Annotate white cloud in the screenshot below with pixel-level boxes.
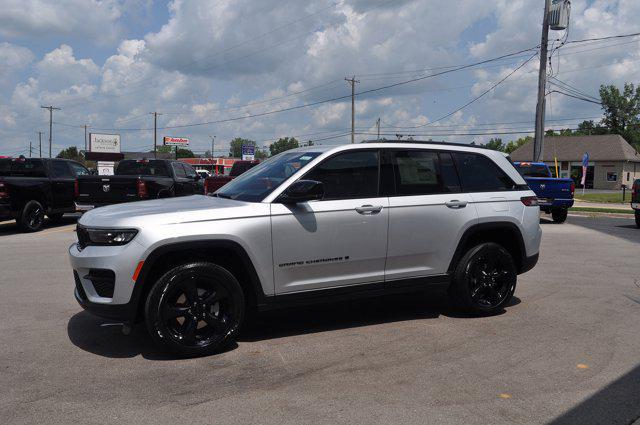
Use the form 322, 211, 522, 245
0, 43, 34, 79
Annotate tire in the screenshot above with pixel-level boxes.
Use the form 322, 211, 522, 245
635, 210, 640, 229
144, 262, 245, 357
552, 208, 568, 223
47, 212, 64, 222
17, 200, 46, 232
448, 242, 517, 316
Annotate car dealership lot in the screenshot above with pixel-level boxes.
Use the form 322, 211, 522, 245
1, 215, 639, 425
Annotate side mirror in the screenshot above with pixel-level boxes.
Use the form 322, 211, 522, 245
279, 180, 324, 204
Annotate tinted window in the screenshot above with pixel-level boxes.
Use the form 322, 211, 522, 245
172, 162, 187, 178
439, 152, 461, 193
69, 162, 89, 176
0, 159, 47, 177
453, 153, 515, 192
182, 163, 197, 178
115, 160, 170, 176
51, 161, 73, 178
514, 163, 550, 178
392, 150, 441, 195
305, 150, 379, 200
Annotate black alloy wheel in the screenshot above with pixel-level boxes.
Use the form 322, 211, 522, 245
18, 200, 46, 232
145, 262, 245, 357
450, 242, 517, 315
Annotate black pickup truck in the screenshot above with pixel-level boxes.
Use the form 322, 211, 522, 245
76, 159, 202, 210
0, 157, 89, 232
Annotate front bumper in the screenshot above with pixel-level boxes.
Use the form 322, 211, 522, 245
519, 253, 539, 274
69, 238, 148, 321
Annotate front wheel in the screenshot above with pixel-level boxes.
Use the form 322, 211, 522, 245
18, 200, 46, 232
144, 262, 245, 357
552, 208, 568, 223
449, 243, 517, 315
635, 210, 640, 228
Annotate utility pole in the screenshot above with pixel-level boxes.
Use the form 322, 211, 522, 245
41, 105, 60, 158
149, 112, 162, 158
376, 118, 381, 140
29, 141, 33, 157
345, 76, 359, 144
209, 135, 216, 174
37, 131, 43, 157
84, 125, 89, 152
533, 0, 551, 162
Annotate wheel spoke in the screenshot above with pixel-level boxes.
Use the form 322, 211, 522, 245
203, 312, 224, 329
162, 305, 189, 320
182, 279, 199, 303
181, 316, 198, 342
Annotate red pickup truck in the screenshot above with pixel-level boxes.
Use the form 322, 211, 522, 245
204, 160, 259, 194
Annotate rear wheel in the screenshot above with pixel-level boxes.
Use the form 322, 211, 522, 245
145, 262, 245, 357
635, 210, 640, 228
17, 200, 45, 232
449, 242, 517, 315
552, 208, 568, 223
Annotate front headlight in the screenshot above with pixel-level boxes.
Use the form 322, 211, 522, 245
76, 226, 138, 249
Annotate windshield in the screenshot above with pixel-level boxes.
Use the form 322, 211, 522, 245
115, 160, 170, 176
215, 151, 322, 202
514, 163, 550, 178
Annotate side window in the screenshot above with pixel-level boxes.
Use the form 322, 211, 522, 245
51, 161, 73, 178
69, 162, 89, 176
453, 153, 515, 192
438, 152, 461, 193
392, 150, 442, 196
183, 163, 197, 178
172, 162, 187, 178
305, 150, 379, 200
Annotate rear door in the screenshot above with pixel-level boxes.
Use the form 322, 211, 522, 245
50, 160, 76, 210
384, 149, 477, 281
271, 149, 389, 293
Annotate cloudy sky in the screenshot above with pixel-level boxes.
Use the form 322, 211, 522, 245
0, 0, 638, 157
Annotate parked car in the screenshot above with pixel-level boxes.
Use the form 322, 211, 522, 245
0, 157, 89, 232
70, 142, 541, 357
631, 178, 639, 228
203, 160, 259, 194
513, 161, 574, 223
76, 159, 202, 211
195, 169, 211, 179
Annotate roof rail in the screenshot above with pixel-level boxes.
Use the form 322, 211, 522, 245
360, 139, 492, 150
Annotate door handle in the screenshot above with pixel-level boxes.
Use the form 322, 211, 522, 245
355, 205, 383, 215
445, 200, 467, 209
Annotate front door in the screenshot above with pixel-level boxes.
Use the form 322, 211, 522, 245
271, 149, 389, 294
171, 162, 192, 196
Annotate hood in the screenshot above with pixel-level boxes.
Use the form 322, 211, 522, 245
78, 195, 267, 228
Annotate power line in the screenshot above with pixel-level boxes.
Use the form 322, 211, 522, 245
547, 90, 602, 105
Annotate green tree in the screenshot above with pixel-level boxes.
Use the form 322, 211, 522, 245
56, 146, 84, 162
504, 136, 531, 154
484, 138, 505, 151
155, 145, 195, 158
576, 120, 609, 135
229, 138, 256, 157
599, 83, 640, 146
269, 137, 299, 156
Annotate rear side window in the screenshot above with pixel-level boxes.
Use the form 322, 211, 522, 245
305, 150, 379, 200
0, 159, 48, 177
51, 161, 73, 178
453, 153, 515, 192
514, 163, 550, 178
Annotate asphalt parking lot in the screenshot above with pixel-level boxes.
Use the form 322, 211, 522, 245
1, 214, 639, 425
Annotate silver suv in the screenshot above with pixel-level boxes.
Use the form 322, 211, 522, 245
69, 142, 541, 357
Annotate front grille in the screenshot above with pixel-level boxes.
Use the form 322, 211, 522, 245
76, 225, 90, 251
84, 269, 115, 298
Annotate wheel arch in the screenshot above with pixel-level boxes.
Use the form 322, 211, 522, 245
131, 240, 267, 322
448, 222, 528, 275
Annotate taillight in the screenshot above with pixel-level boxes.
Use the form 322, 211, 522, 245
74, 180, 79, 197
137, 179, 148, 198
570, 182, 575, 196
521, 196, 539, 206
0, 181, 8, 199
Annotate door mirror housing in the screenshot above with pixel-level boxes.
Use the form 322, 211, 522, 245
279, 180, 324, 204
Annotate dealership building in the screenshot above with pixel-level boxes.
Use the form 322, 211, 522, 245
509, 134, 640, 190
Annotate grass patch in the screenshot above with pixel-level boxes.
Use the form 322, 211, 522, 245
570, 207, 634, 215
574, 193, 629, 203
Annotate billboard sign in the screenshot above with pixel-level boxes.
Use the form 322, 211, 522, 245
163, 137, 189, 147
97, 161, 115, 176
241, 144, 255, 160
90, 133, 120, 153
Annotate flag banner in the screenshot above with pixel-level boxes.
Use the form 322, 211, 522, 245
581, 152, 589, 187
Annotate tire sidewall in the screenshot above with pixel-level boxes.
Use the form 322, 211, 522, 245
19, 200, 45, 232
452, 242, 517, 315
635, 210, 640, 228
552, 208, 568, 223
144, 262, 245, 357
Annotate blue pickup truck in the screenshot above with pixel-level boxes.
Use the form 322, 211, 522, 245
513, 162, 575, 223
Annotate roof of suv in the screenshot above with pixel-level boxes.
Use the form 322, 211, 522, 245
289, 140, 495, 155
